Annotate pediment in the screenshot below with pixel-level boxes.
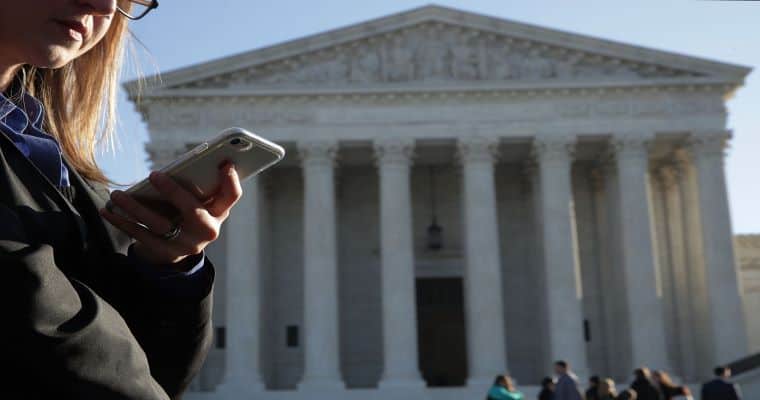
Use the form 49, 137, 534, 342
128, 5, 749, 95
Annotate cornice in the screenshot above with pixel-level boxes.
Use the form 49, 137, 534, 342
130, 77, 732, 102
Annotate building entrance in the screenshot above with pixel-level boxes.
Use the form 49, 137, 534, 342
416, 278, 468, 387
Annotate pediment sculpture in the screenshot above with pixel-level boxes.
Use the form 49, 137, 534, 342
177, 22, 704, 89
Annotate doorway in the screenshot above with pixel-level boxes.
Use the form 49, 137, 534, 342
416, 277, 468, 386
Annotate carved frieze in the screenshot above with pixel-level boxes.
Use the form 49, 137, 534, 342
178, 22, 702, 89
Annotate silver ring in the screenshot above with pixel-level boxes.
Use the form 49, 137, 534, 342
161, 223, 181, 241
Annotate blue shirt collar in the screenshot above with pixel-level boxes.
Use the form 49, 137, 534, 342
0, 90, 70, 187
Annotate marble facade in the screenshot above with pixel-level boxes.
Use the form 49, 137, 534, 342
125, 5, 751, 399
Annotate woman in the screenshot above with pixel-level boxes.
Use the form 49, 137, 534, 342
653, 370, 693, 400
599, 378, 618, 400
538, 376, 556, 400
0, 1, 241, 399
487, 374, 525, 400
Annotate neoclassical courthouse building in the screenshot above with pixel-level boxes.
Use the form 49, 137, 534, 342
126, 6, 752, 399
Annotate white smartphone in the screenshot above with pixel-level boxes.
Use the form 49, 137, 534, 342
107, 127, 284, 219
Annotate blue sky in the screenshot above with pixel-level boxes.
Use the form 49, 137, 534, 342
99, 0, 760, 233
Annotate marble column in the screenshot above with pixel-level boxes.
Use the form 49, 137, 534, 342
458, 137, 508, 385
674, 149, 712, 378
532, 135, 589, 377
658, 164, 697, 379
688, 131, 749, 364
611, 134, 670, 371
219, 177, 265, 394
297, 140, 345, 390
374, 138, 425, 389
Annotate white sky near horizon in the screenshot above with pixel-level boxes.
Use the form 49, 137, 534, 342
97, 0, 760, 233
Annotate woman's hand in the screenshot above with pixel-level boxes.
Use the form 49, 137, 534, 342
99, 162, 242, 269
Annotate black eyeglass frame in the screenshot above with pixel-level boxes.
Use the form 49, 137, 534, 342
117, 0, 159, 20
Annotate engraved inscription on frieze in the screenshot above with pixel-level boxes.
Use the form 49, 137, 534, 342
179, 22, 704, 89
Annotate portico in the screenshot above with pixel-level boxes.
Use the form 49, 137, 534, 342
126, 5, 751, 399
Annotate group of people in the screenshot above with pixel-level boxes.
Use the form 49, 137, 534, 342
487, 361, 742, 400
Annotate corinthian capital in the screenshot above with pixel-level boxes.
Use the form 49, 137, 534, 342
531, 135, 575, 165
373, 137, 415, 167
610, 133, 653, 161
687, 130, 731, 161
457, 137, 500, 165
656, 163, 681, 191
297, 140, 338, 167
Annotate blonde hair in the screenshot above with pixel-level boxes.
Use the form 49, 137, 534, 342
17, 2, 133, 184
599, 378, 617, 397
653, 370, 673, 386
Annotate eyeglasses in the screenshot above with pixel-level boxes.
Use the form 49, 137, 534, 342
117, 0, 159, 20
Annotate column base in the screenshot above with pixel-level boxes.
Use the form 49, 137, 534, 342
297, 377, 346, 391
215, 380, 266, 397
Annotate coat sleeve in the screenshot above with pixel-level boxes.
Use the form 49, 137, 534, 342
1, 211, 170, 399
1, 201, 216, 400
112, 251, 216, 399
88, 176, 216, 399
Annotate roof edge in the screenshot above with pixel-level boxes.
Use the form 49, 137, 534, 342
124, 4, 752, 95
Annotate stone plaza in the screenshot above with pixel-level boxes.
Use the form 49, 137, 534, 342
126, 5, 752, 399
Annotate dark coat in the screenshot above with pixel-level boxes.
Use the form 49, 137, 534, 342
538, 388, 555, 400
630, 377, 664, 400
0, 132, 215, 399
701, 378, 741, 400
555, 373, 583, 400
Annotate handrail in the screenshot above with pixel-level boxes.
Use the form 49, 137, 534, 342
727, 353, 760, 376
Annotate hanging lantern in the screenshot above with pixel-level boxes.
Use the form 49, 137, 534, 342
426, 166, 443, 251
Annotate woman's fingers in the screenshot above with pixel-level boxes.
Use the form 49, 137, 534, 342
206, 162, 242, 219
149, 170, 204, 216
108, 190, 174, 235
99, 207, 201, 264
100, 207, 176, 257
101, 166, 241, 266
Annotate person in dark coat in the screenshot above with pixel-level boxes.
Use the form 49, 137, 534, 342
553, 360, 583, 400
617, 389, 638, 400
538, 376, 556, 400
0, 1, 243, 398
630, 368, 664, 400
701, 366, 742, 400
652, 370, 691, 399
586, 375, 601, 400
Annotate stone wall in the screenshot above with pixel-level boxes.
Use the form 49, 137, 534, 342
737, 235, 760, 353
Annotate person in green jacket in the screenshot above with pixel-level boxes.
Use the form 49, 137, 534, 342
487, 374, 525, 400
